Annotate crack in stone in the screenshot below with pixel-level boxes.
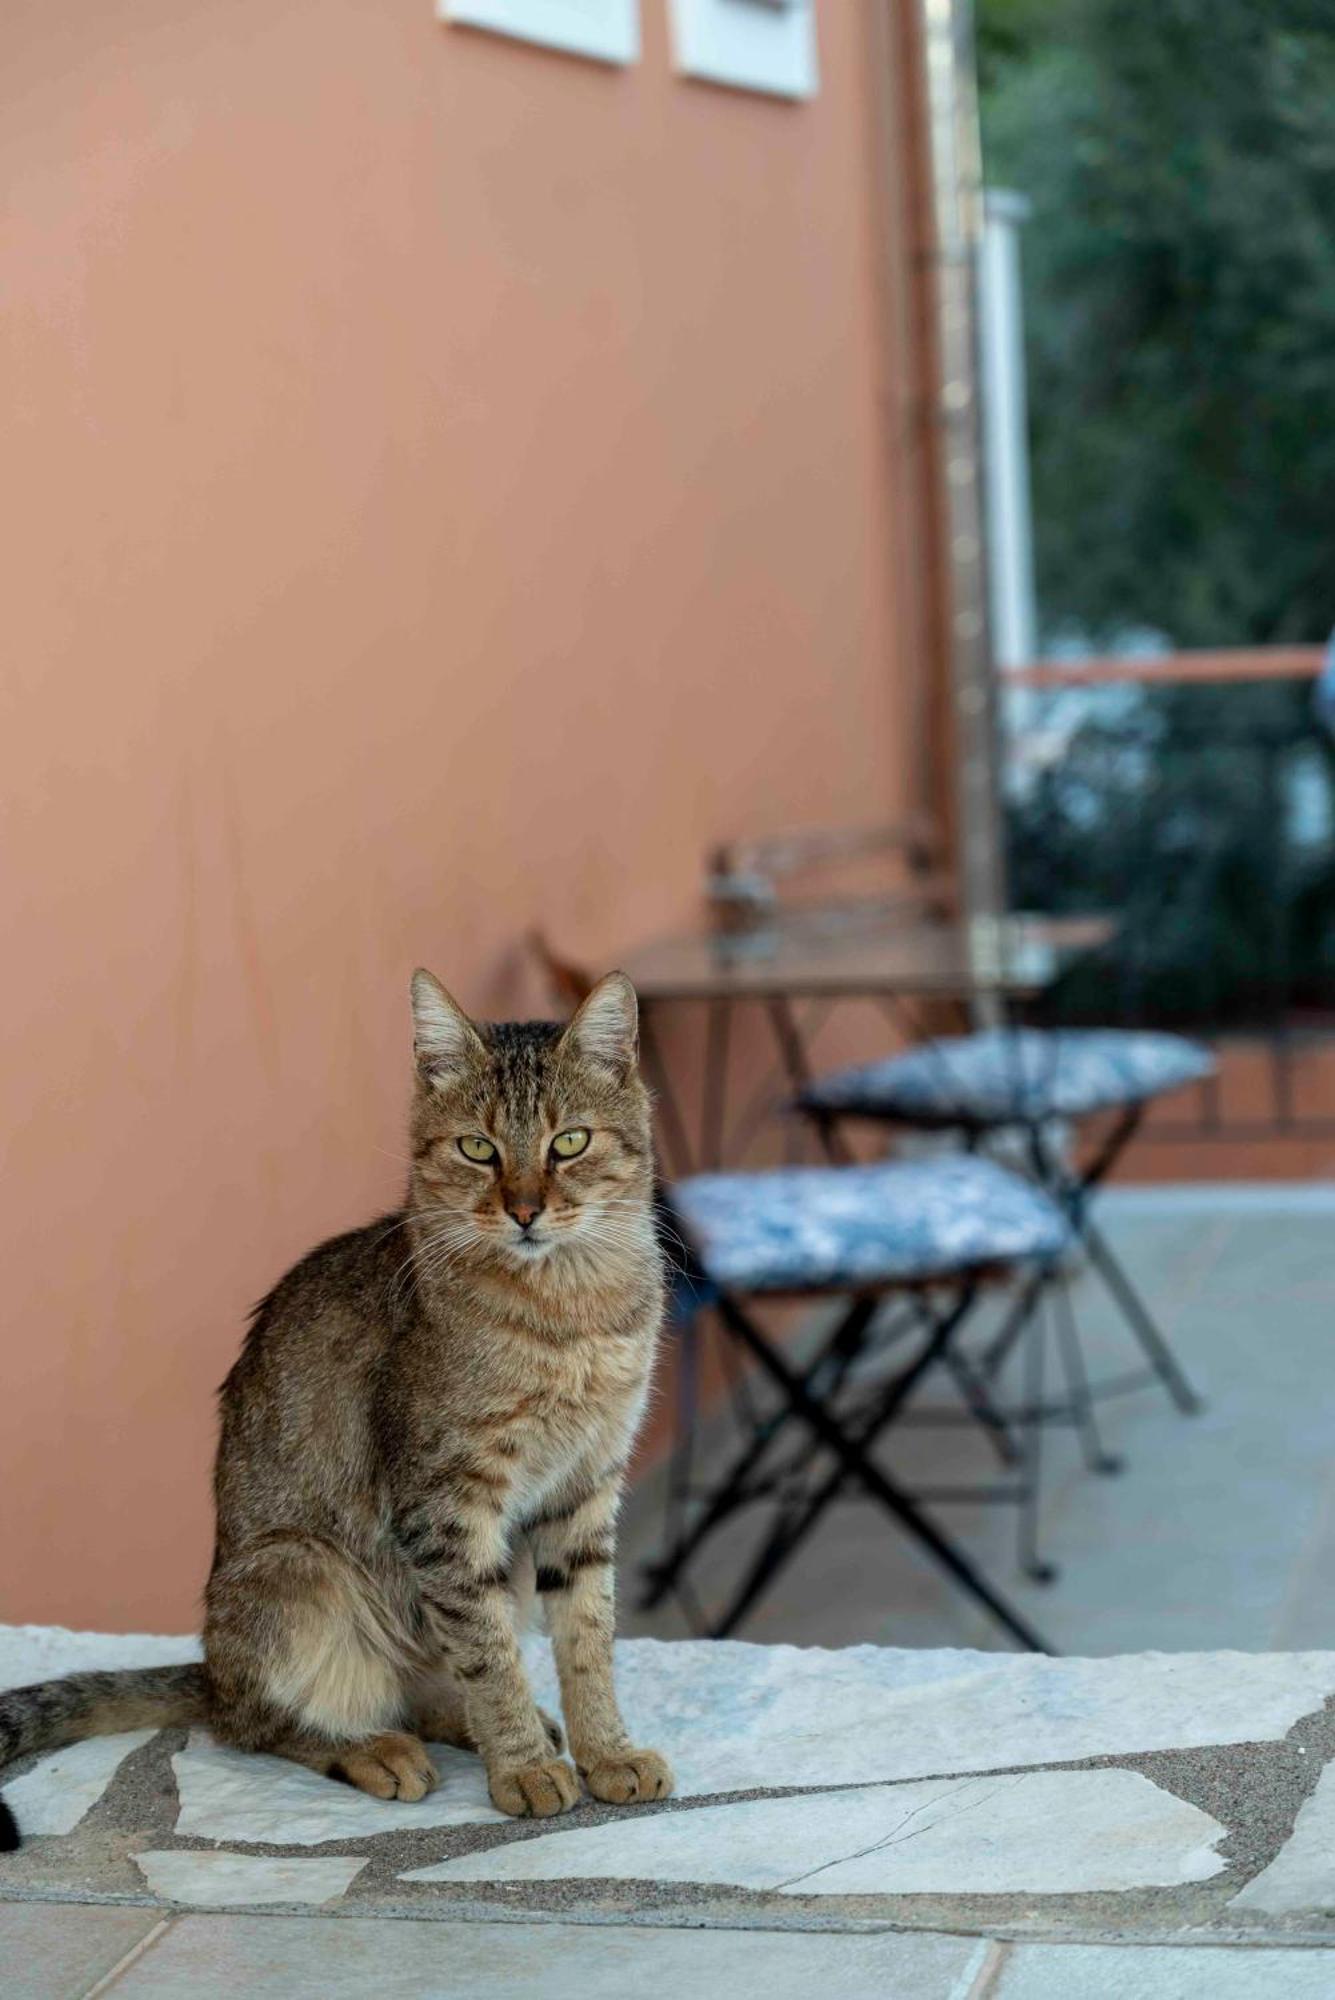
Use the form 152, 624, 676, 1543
772, 1776, 1021, 1894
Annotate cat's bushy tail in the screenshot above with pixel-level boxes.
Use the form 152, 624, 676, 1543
0, 1663, 208, 1850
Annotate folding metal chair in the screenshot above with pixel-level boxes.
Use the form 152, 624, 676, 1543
797, 1028, 1215, 1428
640, 1154, 1071, 1650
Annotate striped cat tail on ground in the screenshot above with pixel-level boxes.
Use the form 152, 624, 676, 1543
0, 1662, 208, 1850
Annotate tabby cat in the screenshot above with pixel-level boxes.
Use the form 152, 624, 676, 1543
0, 970, 672, 1840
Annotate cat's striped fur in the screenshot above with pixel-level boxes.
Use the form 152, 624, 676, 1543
0, 971, 671, 1839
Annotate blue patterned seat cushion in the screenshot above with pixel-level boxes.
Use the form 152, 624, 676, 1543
670, 1156, 1069, 1296
800, 1029, 1216, 1128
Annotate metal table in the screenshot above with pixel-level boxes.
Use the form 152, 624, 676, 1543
621, 913, 1112, 1173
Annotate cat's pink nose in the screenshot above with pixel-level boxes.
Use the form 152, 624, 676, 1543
507, 1200, 543, 1230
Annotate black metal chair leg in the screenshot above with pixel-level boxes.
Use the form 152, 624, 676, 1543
981, 1109, 1197, 1435
979, 1264, 1046, 1383
638, 1297, 879, 1609
638, 1412, 778, 1612
712, 1408, 1052, 1655
940, 1346, 1021, 1466
1082, 1219, 1203, 1414
716, 1294, 1054, 1653
880, 1479, 1053, 1651
1028, 1109, 1200, 1417
1049, 1269, 1124, 1474
707, 1299, 975, 1636
662, 1315, 700, 1550
709, 1330, 1023, 1638
1018, 1292, 1057, 1584
709, 1498, 823, 1638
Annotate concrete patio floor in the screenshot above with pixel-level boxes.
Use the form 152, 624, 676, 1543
7, 1906, 1335, 2000
622, 1185, 1335, 1656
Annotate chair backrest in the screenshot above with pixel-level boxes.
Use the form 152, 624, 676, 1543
706, 817, 952, 937
528, 929, 598, 1012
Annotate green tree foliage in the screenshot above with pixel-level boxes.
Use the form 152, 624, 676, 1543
980, 0, 1335, 648
976, 0, 1062, 94
1006, 680, 1335, 1025
979, 2, 1335, 1026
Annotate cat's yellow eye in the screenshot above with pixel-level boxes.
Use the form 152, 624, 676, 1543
458, 1134, 498, 1164
551, 1127, 590, 1160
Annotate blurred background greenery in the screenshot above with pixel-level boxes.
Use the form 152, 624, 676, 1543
979, 0, 1335, 1028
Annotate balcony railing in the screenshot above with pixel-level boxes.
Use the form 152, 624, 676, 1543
1002, 647, 1335, 1143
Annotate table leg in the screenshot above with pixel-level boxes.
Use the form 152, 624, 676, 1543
766, 995, 852, 1163
639, 1002, 696, 1177
702, 997, 733, 1170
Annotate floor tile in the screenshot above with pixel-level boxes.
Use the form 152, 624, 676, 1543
110, 1914, 983, 1999
996, 1941, 1335, 1998
0, 1900, 163, 2000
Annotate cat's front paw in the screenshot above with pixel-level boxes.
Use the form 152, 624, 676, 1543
335, 1732, 439, 1803
582, 1747, 674, 1805
489, 1756, 580, 1818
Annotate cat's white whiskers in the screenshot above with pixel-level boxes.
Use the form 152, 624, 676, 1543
409, 1222, 478, 1284
386, 1217, 481, 1305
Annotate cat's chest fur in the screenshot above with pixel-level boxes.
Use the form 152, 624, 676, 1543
465, 1313, 656, 1516
397, 1265, 661, 1523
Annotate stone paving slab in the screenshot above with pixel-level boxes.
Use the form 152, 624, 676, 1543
8, 1625, 1334, 1793
402, 1770, 1226, 1897
5, 1731, 158, 1838
133, 1849, 368, 1909
534, 1638, 1335, 1793
172, 1731, 506, 1845
1228, 1761, 1335, 1919
6, 1626, 1335, 1950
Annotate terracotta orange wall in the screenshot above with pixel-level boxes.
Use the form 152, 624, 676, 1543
1, 3, 925, 1629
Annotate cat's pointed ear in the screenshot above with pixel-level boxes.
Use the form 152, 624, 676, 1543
561, 971, 639, 1079
410, 969, 484, 1081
